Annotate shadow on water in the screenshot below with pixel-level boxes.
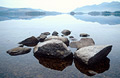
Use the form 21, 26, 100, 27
34, 54, 73, 71
74, 57, 110, 76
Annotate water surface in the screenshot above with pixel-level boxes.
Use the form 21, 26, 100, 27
0, 14, 120, 78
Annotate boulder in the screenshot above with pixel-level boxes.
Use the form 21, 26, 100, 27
41, 32, 50, 35
52, 31, 58, 36
19, 36, 39, 46
7, 47, 31, 56
37, 34, 47, 42
69, 36, 74, 38
61, 29, 71, 36
74, 45, 112, 65
70, 38, 95, 49
34, 39, 73, 59
19, 44, 24, 47
45, 36, 69, 46
80, 33, 90, 37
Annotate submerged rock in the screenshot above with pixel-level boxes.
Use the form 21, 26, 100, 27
7, 47, 31, 56
74, 45, 112, 65
52, 31, 58, 36
41, 32, 50, 35
37, 34, 47, 42
70, 38, 95, 49
69, 36, 74, 38
34, 39, 73, 59
19, 44, 24, 47
19, 36, 39, 46
74, 57, 110, 76
45, 36, 69, 46
80, 33, 90, 37
61, 29, 71, 36
34, 55, 73, 71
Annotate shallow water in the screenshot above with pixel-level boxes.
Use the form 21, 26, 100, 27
0, 14, 120, 78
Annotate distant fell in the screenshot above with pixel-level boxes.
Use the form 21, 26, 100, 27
73, 1, 120, 12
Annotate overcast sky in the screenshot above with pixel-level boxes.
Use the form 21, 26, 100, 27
0, 0, 120, 12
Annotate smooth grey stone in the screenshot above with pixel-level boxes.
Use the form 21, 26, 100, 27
70, 38, 95, 49
7, 47, 31, 56
19, 36, 39, 46
34, 39, 73, 59
37, 34, 47, 42
41, 32, 50, 35
52, 31, 58, 36
74, 45, 112, 65
61, 29, 71, 36
80, 33, 90, 37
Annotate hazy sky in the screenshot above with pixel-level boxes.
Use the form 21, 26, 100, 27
0, 0, 120, 12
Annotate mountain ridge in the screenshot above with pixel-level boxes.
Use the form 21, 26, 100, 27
73, 1, 120, 13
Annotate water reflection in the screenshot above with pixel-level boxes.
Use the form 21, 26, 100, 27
0, 15, 45, 21
72, 14, 120, 25
34, 54, 73, 71
1, 13, 120, 25
74, 57, 110, 76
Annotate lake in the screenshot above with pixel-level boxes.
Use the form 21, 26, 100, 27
0, 14, 120, 78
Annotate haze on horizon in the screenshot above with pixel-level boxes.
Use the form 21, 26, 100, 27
0, 0, 120, 13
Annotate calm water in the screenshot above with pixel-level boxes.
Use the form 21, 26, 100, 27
0, 14, 120, 78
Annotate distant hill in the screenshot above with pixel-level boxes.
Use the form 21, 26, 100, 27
73, 1, 120, 13
0, 6, 44, 12
0, 6, 61, 16
0, 6, 61, 21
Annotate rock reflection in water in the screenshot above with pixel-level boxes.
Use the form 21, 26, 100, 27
74, 57, 110, 76
34, 55, 73, 71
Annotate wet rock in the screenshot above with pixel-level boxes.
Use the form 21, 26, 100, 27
70, 41, 78, 48
69, 36, 74, 38
74, 57, 110, 76
41, 32, 50, 35
34, 55, 73, 71
74, 45, 112, 65
70, 38, 95, 49
19, 44, 24, 47
37, 34, 47, 42
69, 36, 77, 41
45, 36, 69, 46
80, 33, 90, 37
61, 29, 71, 36
52, 31, 58, 36
70, 38, 77, 41
19, 36, 39, 46
7, 47, 31, 56
34, 39, 73, 59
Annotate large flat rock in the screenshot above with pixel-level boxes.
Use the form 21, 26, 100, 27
74, 45, 112, 65
7, 47, 31, 56
70, 38, 95, 49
